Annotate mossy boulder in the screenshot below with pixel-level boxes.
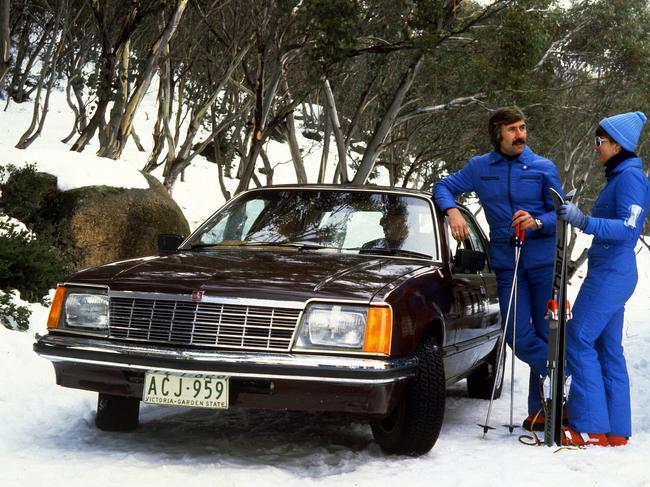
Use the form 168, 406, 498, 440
1, 167, 189, 271
64, 173, 190, 268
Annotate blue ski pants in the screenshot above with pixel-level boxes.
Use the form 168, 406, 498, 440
566, 249, 636, 437
496, 264, 553, 415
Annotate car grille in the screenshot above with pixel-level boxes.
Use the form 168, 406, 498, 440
108, 297, 302, 351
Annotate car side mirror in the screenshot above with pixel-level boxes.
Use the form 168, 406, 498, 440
454, 248, 485, 273
158, 234, 184, 254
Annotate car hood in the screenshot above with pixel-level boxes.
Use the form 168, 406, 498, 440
65, 249, 437, 303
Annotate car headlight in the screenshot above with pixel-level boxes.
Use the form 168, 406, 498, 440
47, 286, 109, 334
294, 303, 392, 354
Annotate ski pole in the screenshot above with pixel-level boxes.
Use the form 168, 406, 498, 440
507, 224, 526, 433
480, 224, 525, 437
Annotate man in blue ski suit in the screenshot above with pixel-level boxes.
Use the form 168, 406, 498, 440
559, 111, 650, 447
433, 107, 564, 429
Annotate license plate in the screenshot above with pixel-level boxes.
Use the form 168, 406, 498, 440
143, 371, 229, 409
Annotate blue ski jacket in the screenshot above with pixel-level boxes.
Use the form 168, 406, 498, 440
433, 147, 564, 271
583, 157, 650, 254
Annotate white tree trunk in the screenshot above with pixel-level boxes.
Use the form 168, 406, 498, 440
0, 0, 10, 85
100, 0, 189, 159
352, 53, 424, 185
323, 79, 349, 183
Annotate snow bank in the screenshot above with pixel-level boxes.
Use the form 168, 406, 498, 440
4, 149, 149, 191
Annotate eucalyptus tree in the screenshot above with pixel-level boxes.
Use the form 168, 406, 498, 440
471, 0, 650, 253
157, 0, 255, 192
0, 0, 10, 86
59, 1, 94, 143
232, 0, 315, 194
391, 0, 561, 187
292, 0, 516, 187
15, 0, 71, 149
140, 0, 318, 195
69, 0, 150, 152
4, 0, 54, 104
136, 0, 256, 197
533, 0, 650, 194
340, 0, 650, 194
98, 0, 189, 159
534, 0, 650, 255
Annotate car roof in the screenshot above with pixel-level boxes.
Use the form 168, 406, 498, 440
238, 184, 475, 213
244, 184, 432, 198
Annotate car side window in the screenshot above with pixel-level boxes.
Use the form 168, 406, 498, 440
445, 210, 490, 273
460, 211, 490, 272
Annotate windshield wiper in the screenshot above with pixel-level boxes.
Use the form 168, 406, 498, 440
189, 243, 223, 250
238, 240, 289, 246
241, 240, 339, 251
391, 249, 432, 259
190, 240, 286, 249
344, 247, 432, 259
191, 240, 338, 251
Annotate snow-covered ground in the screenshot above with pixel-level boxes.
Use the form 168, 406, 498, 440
2, 88, 650, 487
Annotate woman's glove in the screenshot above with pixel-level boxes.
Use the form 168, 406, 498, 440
558, 202, 587, 230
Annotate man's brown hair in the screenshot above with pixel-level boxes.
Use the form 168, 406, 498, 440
488, 106, 526, 149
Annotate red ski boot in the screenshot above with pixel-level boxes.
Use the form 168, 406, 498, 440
561, 427, 609, 447
607, 435, 628, 447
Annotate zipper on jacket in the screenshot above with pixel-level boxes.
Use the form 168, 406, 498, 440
507, 159, 514, 214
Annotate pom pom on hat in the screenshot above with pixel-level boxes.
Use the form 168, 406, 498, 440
599, 111, 647, 151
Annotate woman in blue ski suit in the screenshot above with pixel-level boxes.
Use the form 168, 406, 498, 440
559, 111, 650, 447
433, 107, 564, 427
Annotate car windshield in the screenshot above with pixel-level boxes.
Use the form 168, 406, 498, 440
188, 190, 438, 259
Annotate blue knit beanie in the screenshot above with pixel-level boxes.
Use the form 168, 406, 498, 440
599, 111, 647, 151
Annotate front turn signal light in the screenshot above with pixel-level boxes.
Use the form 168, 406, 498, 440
47, 286, 66, 329
363, 306, 392, 355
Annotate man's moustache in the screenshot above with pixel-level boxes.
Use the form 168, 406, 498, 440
513, 139, 525, 145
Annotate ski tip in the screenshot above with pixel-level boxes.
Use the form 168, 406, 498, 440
565, 188, 577, 202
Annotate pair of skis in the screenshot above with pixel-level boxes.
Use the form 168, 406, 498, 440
543, 187, 575, 447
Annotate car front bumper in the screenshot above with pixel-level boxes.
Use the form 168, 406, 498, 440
34, 334, 417, 415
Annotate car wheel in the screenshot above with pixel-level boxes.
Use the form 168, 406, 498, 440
466, 340, 505, 400
95, 393, 140, 432
370, 335, 445, 456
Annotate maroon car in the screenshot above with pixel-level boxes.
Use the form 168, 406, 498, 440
34, 185, 502, 455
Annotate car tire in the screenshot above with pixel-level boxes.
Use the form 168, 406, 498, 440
95, 393, 140, 432
370, 335, 445, 456
466, 340, 505, 400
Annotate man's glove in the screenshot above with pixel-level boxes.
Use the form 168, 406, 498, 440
558, 202, 587, 230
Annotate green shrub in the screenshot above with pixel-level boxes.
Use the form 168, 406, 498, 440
0, 164, 63, 230
1, 164, 79, 269
0, 165, 75, 304
0, 290, 31, 331
0, 216, 67, 302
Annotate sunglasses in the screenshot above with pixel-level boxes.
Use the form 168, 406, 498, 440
594, 136, 610, 147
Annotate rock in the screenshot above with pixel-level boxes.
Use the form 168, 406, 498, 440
65, 173, 190, 268
1, 168, 189, 270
